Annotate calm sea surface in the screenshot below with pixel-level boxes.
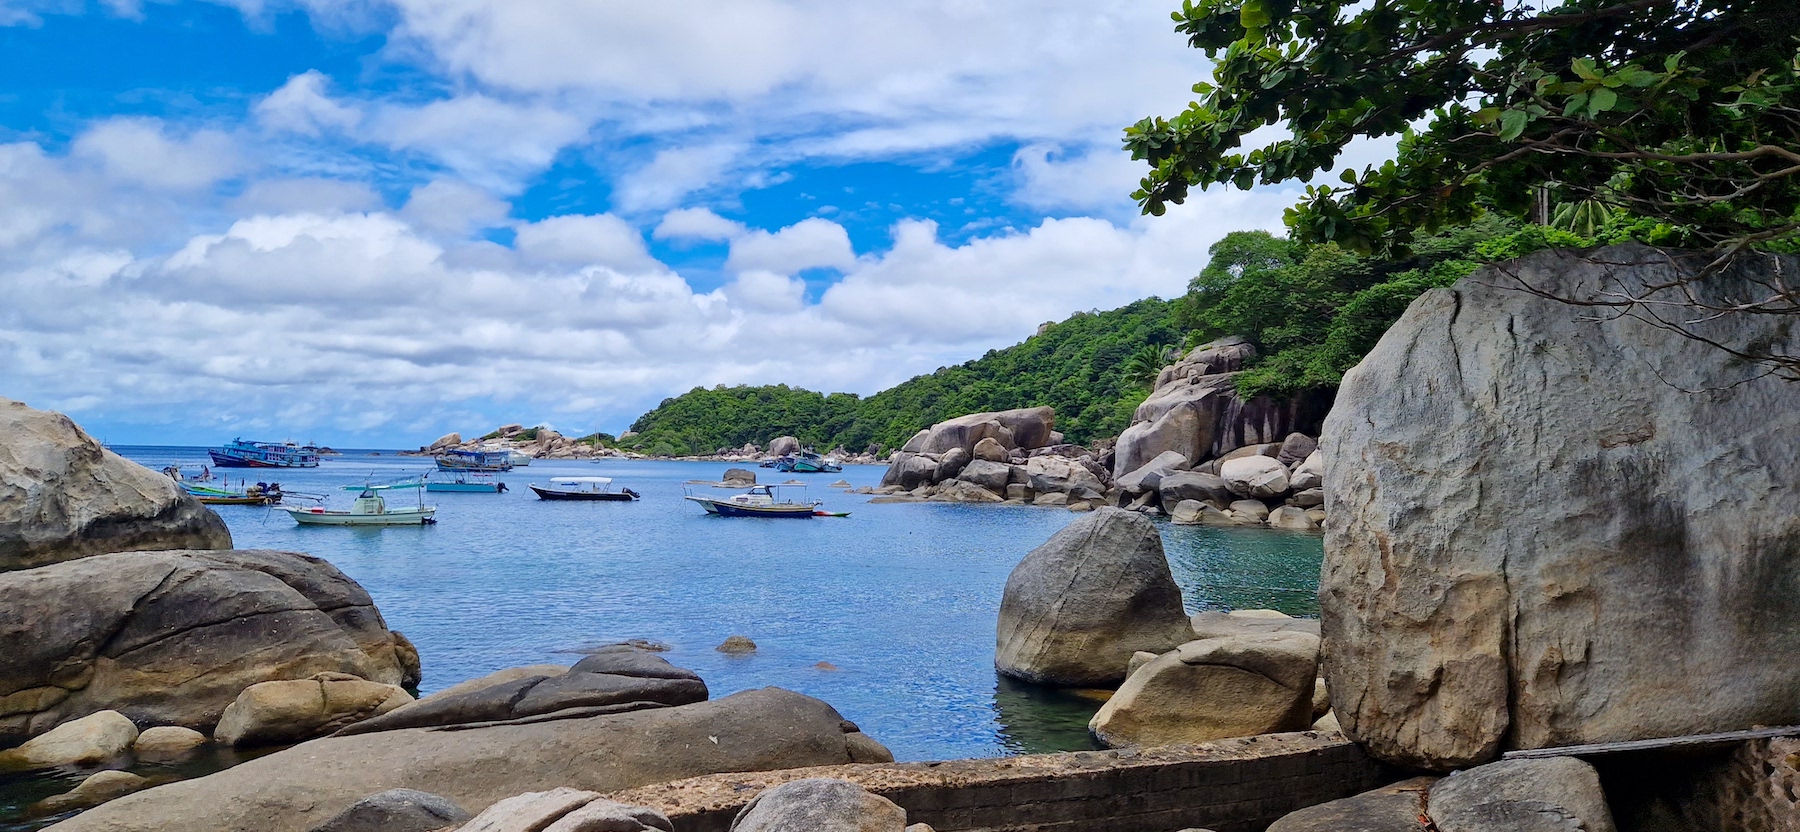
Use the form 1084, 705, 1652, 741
2, 447, 1323, 828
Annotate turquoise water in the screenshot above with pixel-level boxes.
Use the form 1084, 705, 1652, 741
2, 447, 1322, 827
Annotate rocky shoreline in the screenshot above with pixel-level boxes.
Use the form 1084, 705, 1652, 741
6, 247, 1800, 831
401, 424, 884, 466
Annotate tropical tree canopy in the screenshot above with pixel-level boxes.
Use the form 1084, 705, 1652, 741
1126, 0, 1800, 255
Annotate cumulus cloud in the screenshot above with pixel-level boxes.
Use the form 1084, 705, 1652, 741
400, 178, 512, 237
515, 214, 660, 272
724, 218, 856, 276
652, 207, 744, 242
256, 71, 363, 136
71, 118, 243, 190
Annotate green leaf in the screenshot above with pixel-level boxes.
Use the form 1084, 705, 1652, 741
1587, 88, 1618, 116
1240, 0, 1270, 30
1571, 58, 1601, 81
1498, 109, 1529, 141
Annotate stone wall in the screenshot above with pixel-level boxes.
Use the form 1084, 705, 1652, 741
609, 732, 1394, 832
1597, 737, 1800, 831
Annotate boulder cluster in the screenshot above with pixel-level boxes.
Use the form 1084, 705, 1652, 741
413, 424, 615, 461
995, 509, 1336, 748
873, 407, 1120, 509
1125, 432, 1325, 530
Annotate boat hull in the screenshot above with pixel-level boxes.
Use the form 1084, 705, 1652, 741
529, 485, 637, 501
197, 495, 277, 506
285, 507, 437, 526
687, 498, 816, 518
209, 451, 317, 469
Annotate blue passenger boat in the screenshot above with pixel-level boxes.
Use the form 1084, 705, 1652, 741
434, 449, 514, 472
209, 438, 321, 468
774, 450, 843, 474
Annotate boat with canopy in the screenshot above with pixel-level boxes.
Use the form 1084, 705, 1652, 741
529, 476, 639, 501
284, 478, 437, 526
681, 481, 834, 518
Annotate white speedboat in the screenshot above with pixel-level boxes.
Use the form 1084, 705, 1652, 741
285, 482, 436, 526
507, 450, 532, 467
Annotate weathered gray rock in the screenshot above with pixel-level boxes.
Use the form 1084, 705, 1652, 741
308, 789, 473, 832
1024, 456, 1104, 496
1268, 506, 1318, 531
1189, 610, 1321, 640
214, 675, 413, 747
1168, 500, 1207, 525
1428, 758, 1616, 832
570, 646, 701, 681
132, 725, 207, 760
971, 438, 1009, 463
717, 635, 757, 654
731, 778, 908, 832
0, 549, 410, 744
1112, 404, 1210, 481
459, 788, 671, 832
996, 508, 1193, 686
1221, 456, 1288, 499
956, 459, 1011, 492
722, 468, 757, 484
1157, 471, 1237, 508
31, 770, 150, 815
934, 447, 970, 482
1321, 246, 1800, 770
0, 710, 137, 768
1267, 777, 1435, 832
899, 408, 1055, 456
1, 398, 231, 573
1289, 450, 1323, 492
929, 480, 1003, 503
878, 453, 938, 489
1228, 499, 1270, 524
767, 437, 801, 457
428, 432, 462, 451
1275, 433, 1318, 468
50, 688, 887, 832
1290, 487, 1324, 508
1116, 451, 1189, 495
337, 660, 707, 737
1088, 631, 1320, 747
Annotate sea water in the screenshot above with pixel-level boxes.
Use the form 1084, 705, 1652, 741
1, 448, 1323, 828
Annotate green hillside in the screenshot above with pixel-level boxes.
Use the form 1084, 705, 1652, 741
621, 298, 1179, 456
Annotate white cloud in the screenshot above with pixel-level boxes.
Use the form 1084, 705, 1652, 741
368, 94, 590, 192
231, 177, 383, 216
611, 144, 743, 214
725, 217, 855, 275
256, 71, 363, 136
1011, 143, 1145, 214
515, 214, 660, 272
653, 207, 744, 242
71, 118, 242, 190
400, 178, 511, 237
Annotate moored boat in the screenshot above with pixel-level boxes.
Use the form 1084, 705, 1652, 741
682, 482, 822, 518
528, 477, 639, 501
775, 450, 843, 474
425, 471, 508, 493
435, 449, 513, 472
284, 480, 436, 526
209, 438, 320, 468
506, 450, 532, 467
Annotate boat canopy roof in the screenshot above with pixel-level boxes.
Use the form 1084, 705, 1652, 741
549, 476, 612, 485
341, 476, 426, 491
683, 479, 808, 489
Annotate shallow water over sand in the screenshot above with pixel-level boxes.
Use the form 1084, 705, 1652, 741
1, 448, 1322, 829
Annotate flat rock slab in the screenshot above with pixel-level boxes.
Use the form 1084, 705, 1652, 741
47, 688, 880, 832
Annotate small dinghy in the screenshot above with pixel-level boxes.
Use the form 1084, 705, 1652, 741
528, 476, 639, 501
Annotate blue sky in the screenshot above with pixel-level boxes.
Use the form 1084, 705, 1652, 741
0, 0, 1319, 446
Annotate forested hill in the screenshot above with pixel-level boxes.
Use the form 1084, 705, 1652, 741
620, 299, 1178, 457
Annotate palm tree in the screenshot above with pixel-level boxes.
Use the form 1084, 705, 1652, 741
1123, 343, 1178, 388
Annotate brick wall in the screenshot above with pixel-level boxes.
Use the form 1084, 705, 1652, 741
609, 731, 1395, 832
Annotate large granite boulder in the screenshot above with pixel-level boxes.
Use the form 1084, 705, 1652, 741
1023, 455, 1105, 497
1115, 450, 1189, 495
48, 687, 888, 832
214, 675, 413, 747
730, 778, 908, 832
1113, 338, 1333, 479
1158, 471, 1237, 507
996, 508, 1193, 686
1266, 777, 1435, 832
767, 436, 801, 457
1220, 455, 1288, 499
878, 453, 938, 489
1321, 245, 1800, 770
0, 398, 230, 573
957, 460, 1012, 492
899, 407, 1056, 456
459, 789, 671, 832
1088, 631, 1320, 747
0, 549, 411, 744
308, 789, 472, 832
1428, 758, 1616, 832
0, 710, 138, 768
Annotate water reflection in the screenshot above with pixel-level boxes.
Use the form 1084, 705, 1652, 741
1162, 523, 1325, 617
991, 674, 1106, 755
